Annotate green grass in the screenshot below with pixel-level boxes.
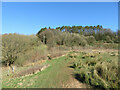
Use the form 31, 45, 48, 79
71, 51, 119, 89
2, 50, 118, 88
2, 55, 72, 88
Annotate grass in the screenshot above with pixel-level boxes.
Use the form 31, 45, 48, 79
2, 49, 118, 88
71, 50, 118, 89
2, 55, 72, 88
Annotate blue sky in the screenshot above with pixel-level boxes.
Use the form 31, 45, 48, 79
2, 2, 118, 35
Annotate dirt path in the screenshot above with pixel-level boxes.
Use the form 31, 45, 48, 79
62, 58, 88, 88
2, 52, 89, 88
63, 77, 87, 88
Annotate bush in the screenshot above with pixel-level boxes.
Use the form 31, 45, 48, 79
2, 33, 41, 66
63, 32, 72, 47
65, 34, 87, 47
78, 35, 87, 47
37, 29, 88, 48
102, 43, 118, 49
105, 36, 113, 43
86, 36, 96, 44
112, 36, 119, 43
37, 29, 54, 45
72, 52, 119, 88
14, 44, 48, 66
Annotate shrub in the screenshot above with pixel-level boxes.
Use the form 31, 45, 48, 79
102, 43, 118, 49
86, 36, 96, 44
14, 44, 48, 66
63, 32, 72, 47
72, 52, 118, 88
2, 34, 41, 66
67, 34, 87, 47
37, 29, 54, 45
105, 36, 113, 43
37, 29, 88, 48
78, 35, 87, 47
112, 36, 119, 43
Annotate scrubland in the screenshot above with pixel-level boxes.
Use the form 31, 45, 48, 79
1, 25, 119, 89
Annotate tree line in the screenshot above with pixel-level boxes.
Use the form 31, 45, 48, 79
37, 25, 119, 47
2, 25, 119, 66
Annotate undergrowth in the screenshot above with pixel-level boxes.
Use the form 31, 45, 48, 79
69, 51, 119, 89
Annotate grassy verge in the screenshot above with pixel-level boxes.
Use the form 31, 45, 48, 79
2, 49, 119, 88
70, 51, 119, 89
2, 55, 72, 88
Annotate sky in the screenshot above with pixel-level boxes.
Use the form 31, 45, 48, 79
2, 2, 118, 35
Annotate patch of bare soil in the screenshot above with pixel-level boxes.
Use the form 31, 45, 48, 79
62, 58, 89, 88
63, 77, 87, 88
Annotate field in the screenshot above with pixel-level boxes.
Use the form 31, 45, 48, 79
1, 1, 120, 89
1, 28, 119, 89
2, 49, 118, 89
2, 53, 74, 88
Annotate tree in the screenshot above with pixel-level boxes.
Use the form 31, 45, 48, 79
2, 34, 39, 66
56, 27, 60, 30
37, 29, 54, 45
36, 27, 47, 36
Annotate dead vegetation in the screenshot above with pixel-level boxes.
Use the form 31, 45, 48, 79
15, 64, 49, 77
69, 50, 119, 89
